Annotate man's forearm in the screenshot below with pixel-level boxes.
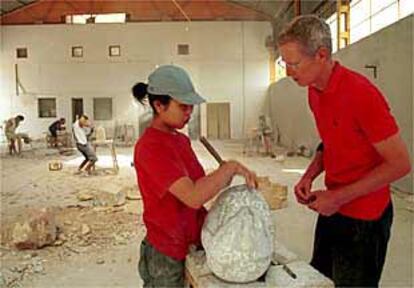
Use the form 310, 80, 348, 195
334, 161, 411, 206
332, 134, 411, 206
302, 146, 324, 181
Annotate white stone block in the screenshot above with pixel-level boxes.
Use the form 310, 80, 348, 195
265, 261, 334, 288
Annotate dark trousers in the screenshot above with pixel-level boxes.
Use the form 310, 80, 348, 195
138, 238, 185, 287
311, 203, 393, 287
76, 143, 97, 163
49, 127, 58, 138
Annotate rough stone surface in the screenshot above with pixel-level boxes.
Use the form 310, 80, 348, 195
257, 177, 288, 210
0, 272, 5, 286
272, 239, 298, 265
76, 190, 95, 201
202, 184, 273, 283
81, 224, 91, 235
121, 186, 141, 201
11, 210, 58, 250
92, 191, 126, 207
122, 201, 143, 215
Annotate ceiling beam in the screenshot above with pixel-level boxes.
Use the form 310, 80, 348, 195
273, 0, 293, 18
63, 0, 81, 15
1, 0, 38, 17
150, 1, 166, 21
171, 0, 191, 22
2, 0, 273, 24
41, 0, 55, 23
228, 0, 273, 19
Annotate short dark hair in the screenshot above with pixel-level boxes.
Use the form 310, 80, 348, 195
16, 115, 24, 121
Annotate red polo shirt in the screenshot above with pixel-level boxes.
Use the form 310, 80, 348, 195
134, 127, 207, 260
308, 62, 399, 220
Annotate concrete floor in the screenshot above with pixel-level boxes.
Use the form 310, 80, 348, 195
0, 140, 413, 287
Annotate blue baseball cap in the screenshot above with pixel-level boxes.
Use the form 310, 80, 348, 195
147, 65, 206, 105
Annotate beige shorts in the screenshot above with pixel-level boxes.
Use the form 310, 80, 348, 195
5, 131, 16, 141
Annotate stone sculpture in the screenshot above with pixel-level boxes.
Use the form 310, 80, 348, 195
201, 184, 273, 283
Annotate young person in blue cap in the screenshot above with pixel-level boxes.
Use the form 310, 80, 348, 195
132, 65, 257, 287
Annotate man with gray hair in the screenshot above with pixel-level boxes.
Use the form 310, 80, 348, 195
277, 15, 411, 286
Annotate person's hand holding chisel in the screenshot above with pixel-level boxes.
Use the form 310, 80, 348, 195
220, 160, 258, 189
199, 136, 257, 189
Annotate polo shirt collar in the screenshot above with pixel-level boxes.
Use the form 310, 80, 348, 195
310, 61, 343, 95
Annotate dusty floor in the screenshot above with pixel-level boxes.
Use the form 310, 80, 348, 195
0, 140, 413, 287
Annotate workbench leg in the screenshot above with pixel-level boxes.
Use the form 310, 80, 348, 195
185, 268, 197, 288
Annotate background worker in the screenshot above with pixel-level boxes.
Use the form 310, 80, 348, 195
48, 117, 66, 147
258, 114, 275, 158
72, 115, 97, 175
278, 15, 411, 287
132, 65, 257, 287
5, 114, 25, 155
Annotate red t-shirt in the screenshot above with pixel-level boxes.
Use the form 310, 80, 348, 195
308, 62, 399, 220
134, 127, 207, 260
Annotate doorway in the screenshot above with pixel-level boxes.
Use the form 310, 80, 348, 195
72, 98, 83, 123
207, 102, 230, 139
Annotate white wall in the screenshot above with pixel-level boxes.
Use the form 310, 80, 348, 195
268, 15, 413, 193
0, 21, 271, 140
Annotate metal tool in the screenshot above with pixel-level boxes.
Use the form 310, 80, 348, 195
199, 136, 224, 165
282, 264, 297, 279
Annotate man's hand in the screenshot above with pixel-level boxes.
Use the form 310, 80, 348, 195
307, 190, 341, 216
294, 177, 313, 204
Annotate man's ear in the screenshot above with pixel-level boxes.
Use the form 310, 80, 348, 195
316, 46, 330, 61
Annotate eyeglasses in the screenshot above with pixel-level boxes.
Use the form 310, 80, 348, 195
277, 58, 302, 70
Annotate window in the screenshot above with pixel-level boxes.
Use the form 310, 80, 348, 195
109, 45, 121, 57
93, 98, 112, 120
95, 13, 126, 23
371, 2, 398, 33
350, 23, 370, 43
400, 0, 414, 18
72, 46, 83, 58
66, 13, 126, 24
348, 0, 411, 45
328, 0, 413, 50
177, 44, 190, 55
38, 98, 57, 118
326, 13, 338, 53
16, 48, 28, 58
371, 0, 395, 15
275, 56, 286, 81
350, 0, 370, 27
